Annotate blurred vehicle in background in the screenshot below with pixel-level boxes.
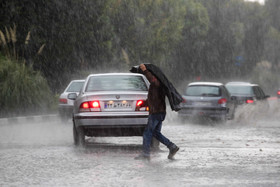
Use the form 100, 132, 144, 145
178, 82, 236, 123
225, 82, 270, 108
70, 73, 154, 147
59, 80, 85, 120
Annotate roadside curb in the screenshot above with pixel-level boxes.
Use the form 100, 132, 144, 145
0, 114, 59, 125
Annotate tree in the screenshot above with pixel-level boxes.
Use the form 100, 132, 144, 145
0, 25, 53, 117
264, 0, 280, 81
109, 0, 186, 70
171, 0, 209, 85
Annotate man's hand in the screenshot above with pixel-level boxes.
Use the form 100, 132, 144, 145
140, 64, 147, 71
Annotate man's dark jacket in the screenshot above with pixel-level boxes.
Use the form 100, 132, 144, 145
130, 64, 183, 111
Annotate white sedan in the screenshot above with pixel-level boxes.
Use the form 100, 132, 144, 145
70, 73, 150, 147
58, 79, 85, 120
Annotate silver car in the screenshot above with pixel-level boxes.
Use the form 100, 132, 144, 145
71, 73, 150, 146
178, 82, 236, 123
58, 80, 85, 120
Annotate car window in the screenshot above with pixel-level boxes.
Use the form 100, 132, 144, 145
225, 85, 253, 95
86, 75, 148, 92
257, 86, 265, 98
66, 82, 84, 92
253, 86, 261, 99
186, 85, 221, 97
256, 86, 265, 99
221, 86, 230, 98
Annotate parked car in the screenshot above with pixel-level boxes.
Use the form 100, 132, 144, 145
59, 80, 85, 120
225, 82, 270, 107
70, 73, 151, 147
178, 82, 236, 123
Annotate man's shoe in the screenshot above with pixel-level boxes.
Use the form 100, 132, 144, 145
134, 154, 150, 161
168, 144, 179, 159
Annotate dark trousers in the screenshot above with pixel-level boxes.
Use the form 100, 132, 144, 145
143, 113, 172, 156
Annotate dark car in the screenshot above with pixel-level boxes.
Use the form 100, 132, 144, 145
178, 82, 236, 123
225, 82, 270, 106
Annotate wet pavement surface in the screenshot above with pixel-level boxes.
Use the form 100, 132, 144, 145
0, 102, 279, 186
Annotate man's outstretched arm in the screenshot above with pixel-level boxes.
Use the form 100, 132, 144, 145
139, 64, 160, 87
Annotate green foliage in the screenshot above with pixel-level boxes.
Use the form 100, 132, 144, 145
109, 0, 186, 67
0, 23, 54, 117
251, 61, 280, 94
265, 0, 280, 31
171, 0, 209, 82
1, 0, 280, 97
264, 26, 280, 72
0, 54, 54, 117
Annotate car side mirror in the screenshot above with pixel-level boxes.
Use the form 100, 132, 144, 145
68, 93, 77, 100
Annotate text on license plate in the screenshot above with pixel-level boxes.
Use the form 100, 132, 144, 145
105, 101, 132, 108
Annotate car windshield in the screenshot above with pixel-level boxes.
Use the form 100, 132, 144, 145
186, 85, 221, 97
226, 85, 253, 95
86, 75, 148, 92
66, 81, 84, 92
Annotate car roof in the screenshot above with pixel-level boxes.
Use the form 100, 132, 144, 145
188, 82, 224, 86
226, 82, 259, 87
70, 79, 85, 82
87, 73, 144, 77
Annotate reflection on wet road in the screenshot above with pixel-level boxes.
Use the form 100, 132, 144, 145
0, 103, 279, 186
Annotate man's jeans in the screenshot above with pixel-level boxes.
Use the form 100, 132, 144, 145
143, 113, 172, 156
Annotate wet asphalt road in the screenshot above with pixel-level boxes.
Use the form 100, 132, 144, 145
0, 102, 279, 186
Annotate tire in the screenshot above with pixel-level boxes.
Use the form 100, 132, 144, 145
73, 123, 85, 147
73, 123, 78, 146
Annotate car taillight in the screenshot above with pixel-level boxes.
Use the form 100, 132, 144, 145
277, 91, 280, 95
136, 100, 143, 106
79, 100, 101, 112
218, 98, 227, 104
90, 101, 100, 108
246, 99, 254, 104
136, 100, 148, 111
82, 102, 89, 109
59, 98, 67, 104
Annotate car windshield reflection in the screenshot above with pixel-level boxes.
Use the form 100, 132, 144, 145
186, 86, 221, 97
86, 75, 148, 92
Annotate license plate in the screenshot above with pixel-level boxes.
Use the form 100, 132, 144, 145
193, 102, 211, 106
104, 101, 132, 109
